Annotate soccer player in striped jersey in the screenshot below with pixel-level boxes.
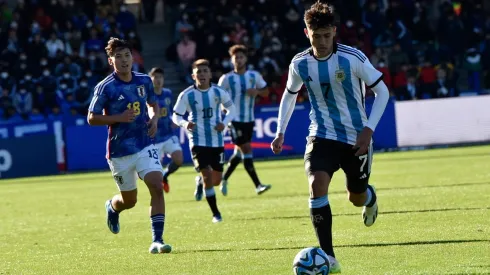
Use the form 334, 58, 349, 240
149, 67, 183, 193
87, 38, 172, 254
217, 45, 271, 196
271, 2, 389, 273
172, 59, 236, 223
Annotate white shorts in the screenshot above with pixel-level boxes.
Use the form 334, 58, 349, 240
156, 136, 182, 159
107, 144, 163, 191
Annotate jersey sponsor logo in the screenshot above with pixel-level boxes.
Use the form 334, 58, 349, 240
335, 69, 346, 82
137, 85, 146, 98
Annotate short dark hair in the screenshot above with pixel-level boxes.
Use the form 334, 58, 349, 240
228, 44, 247, 57
304, 1, 337, 30
149, 67, 164, 76
105, 37, 131, 57
192, 59, 210, 70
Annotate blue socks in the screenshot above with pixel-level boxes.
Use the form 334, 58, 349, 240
150, 214, 165, 243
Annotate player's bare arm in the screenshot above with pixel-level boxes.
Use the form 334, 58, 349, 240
147, 102, 160, 138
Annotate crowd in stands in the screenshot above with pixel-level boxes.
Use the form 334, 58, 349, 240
0, 0, 142, 123
164, 0, 490, 105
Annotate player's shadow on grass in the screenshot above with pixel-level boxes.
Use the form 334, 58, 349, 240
176, 239, 490, 254
237, 206, 490, 221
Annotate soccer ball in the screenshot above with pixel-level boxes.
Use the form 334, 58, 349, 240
292, 247, 330, 275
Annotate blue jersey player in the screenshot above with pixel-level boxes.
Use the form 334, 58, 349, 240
271, 2, 390, 273
87, 38, 171, 254
149, 67, 183, 193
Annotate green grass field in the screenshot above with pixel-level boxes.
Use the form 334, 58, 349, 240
1, 146, 490, 275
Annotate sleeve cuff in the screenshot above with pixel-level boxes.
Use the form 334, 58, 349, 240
367, 74, 384, 88
287, 88, 299, 94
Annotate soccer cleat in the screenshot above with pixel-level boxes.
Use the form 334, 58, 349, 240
327, 255, 341, 274
162, 179, 170, 193
255, 184, 271, 195
220, 179, 228, 196
212, 214, 223, 223
362, 186, 378, 227
148, 241, 172, 254
194, 176, 203, 201
105, 200, 120, 234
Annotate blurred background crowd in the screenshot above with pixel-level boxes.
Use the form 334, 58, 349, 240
1, 0, 489, 123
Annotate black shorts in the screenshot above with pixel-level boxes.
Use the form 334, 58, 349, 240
304, 137, 373, 193
191, 146, 225, 172
229, 121, 254, 146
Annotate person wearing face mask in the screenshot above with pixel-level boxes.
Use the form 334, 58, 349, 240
75, 77, 92, 113
19, 73, 37, 94
55, 56, 82, 79
13, 84, 33, 119
84, 69, 100, 88
0, 70, 17, 95
57, 69, 78, 92
116, 5, 136, 32
87, 51, 104, 74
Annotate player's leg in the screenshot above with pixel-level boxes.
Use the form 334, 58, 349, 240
240, 141, 271, 195
201, 168, 222, 223
304, 137, 341, 273
222, 122, 243, 184
161, 136, 183, 193
106, 156, 139, 234
191, 146, 205, 201
341, 144, 378, 226
137, 145, 171, 254
205, 147, 225, 222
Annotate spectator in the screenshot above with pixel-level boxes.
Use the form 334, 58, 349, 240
57, 69, 78, 93
13, 85, 33, 118
388, 43, 409, 73
27, 33, 48, 63
396, 75, 420, 101
32, 84, 46, 114
86, 51, 105, 75
34, 8, 52, 30
55, 56, 82, 79
418, 60, 437, 95
434, 68, 455, 98
116, 4, 136, 32
463, 48, 482, 93
0, 69, 16, 95
75, 77, 92, 114
175, 13, 194, 41
0, 89, 13, 115
176, 34, 196, 82
45, 33, 65, 58
85, 28, 104, 53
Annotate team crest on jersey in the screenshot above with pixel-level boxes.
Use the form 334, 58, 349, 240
164, 97, 171, 106
137, 85, 146, 98
214, 96, 220, 104
335, 69, 346, 82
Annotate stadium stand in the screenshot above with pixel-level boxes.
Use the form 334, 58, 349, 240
1, 0, 489, 123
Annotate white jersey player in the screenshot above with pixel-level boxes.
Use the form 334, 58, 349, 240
217, 44, 271, 196
172, 59, 236, 223
270, 2, 390, 273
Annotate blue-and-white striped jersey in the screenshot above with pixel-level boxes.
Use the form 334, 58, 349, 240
218, 70, 267, 123
88, 71, 156, 158
154, 88, 175, 143
173, 85, 233, 148
287, 44, 383, 145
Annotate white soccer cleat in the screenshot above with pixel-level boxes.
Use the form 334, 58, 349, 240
149, 242, 172, 254
194, 176, 203, 201
362, 186, 378, 227
255, 184, 271, 195
327, 255, 342, 274
220, 179, 228, 196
